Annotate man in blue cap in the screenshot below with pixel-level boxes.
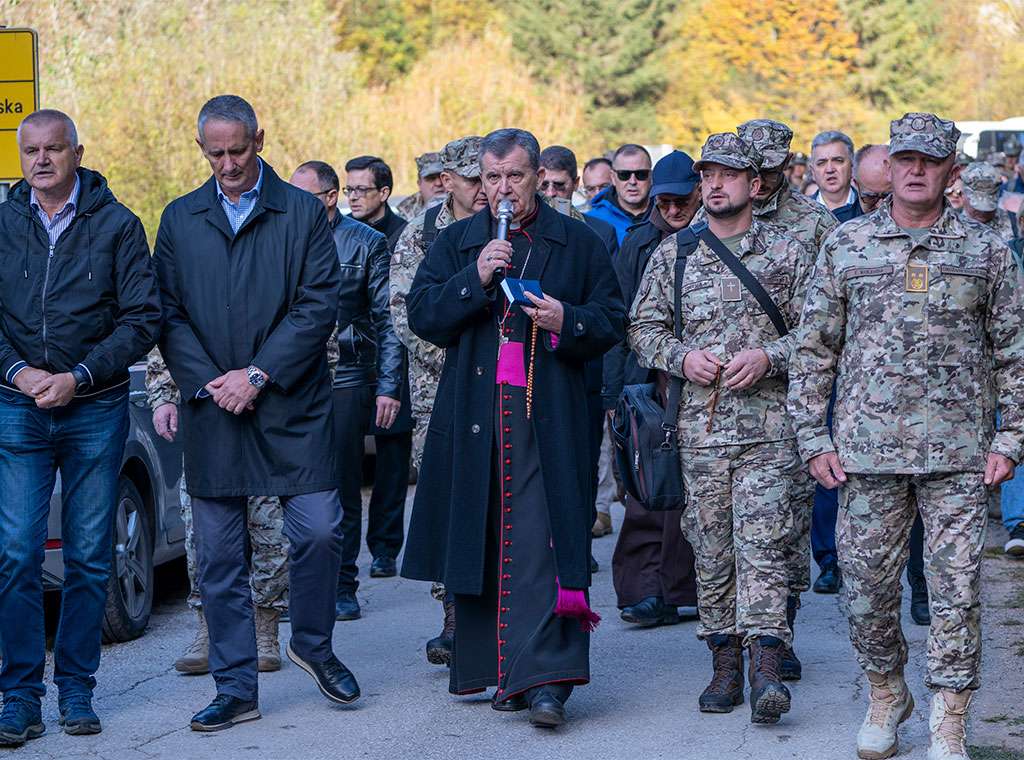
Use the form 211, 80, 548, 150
605, 150, 702, 626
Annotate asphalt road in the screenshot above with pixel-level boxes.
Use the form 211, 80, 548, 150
13, 497, 1024, 760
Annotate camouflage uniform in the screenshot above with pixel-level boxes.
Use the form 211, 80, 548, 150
740, 119, 840, 598
628, 133, 814, 645
788, 113, 1024, 690
145, 348, 289, 612
397, 151, 445, 220
390, 137, 482, 471
390, 137, 482, 605
960, 161, 1018, 243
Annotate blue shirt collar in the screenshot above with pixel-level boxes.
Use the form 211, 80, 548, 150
29, 173, 81, 218
216, 157, 264, 205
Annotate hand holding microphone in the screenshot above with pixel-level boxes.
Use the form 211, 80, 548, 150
477, 199, 515, 287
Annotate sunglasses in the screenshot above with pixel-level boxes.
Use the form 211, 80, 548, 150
614, 169, 650, 182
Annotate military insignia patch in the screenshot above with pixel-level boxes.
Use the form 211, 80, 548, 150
721, 276, 742, 301
905, 263, 929, 293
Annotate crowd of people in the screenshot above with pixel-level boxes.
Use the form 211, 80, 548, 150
0, 95, 1023, 760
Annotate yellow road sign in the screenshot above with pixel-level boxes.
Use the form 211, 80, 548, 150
0, 28, 39, 182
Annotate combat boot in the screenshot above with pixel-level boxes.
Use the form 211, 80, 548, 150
255, 607, 282, 672
426, 596, 456, 666
175, 608, 209, 674
909, 571, 931, 626
780, 595, 802, 681
927, 689, 972, 760
698, 634, 744, 713
747, 636, 791, 724
856, 669, 913, 760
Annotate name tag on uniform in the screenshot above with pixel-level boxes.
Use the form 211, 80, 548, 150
905, 263, 929, 293
720, 276, 742, 302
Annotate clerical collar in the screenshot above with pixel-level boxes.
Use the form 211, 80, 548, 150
504, 200, 540, 234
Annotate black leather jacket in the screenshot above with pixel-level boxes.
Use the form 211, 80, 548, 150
331, 213, 402, 396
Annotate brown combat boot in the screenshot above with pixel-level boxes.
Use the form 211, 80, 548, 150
426, 596, 456, 666
174, 608, 209, 674
748, 636, 792, 724
927, 689, 972, 760
698, 634, 745, 713
255, 607, 282, 672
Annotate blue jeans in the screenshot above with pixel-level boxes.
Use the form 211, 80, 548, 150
811, 386, 838, 568
0, 386, 129, 705
998, 410, 1024, 532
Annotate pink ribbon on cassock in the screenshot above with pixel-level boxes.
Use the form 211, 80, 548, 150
554, 581, 601, 632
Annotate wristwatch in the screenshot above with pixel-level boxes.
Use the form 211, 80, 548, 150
71, 366, 91, 391
246, 365, 267, 389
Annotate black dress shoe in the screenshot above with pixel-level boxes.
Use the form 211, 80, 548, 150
491, 692, 529, 712
370, 556, 397, 578
335, 591, 362, 621
286, 642, 361, 705
620, 596, 681, 627
528, 693, 566, 728
813, 562, 842, 594
190, 694, 261, 732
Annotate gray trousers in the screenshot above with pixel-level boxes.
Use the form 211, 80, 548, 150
192, 489, 343, 701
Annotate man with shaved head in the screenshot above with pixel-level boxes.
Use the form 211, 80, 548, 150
854, 144, 892, 214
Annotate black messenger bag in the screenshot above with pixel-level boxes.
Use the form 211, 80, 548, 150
611, 228, 698, 511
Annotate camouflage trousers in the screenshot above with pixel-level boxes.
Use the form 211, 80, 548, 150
838, 472, 986, 691
180, 475, 289, 612
679, 441, 799, 645
784, 469, 816, 597
412, 400, 446, 605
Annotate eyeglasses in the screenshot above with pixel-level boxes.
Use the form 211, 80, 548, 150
312, 189, 334, 198
614, 169, 650, 182
859, 189, 890, 201
540, 179, 571, 193
343, 185, 380, 198
584, 182, 611, 195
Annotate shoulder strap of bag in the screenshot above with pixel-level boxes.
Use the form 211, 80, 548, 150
662, 228, 700, 438
692, 221, 789, 337
420, 204, 444, 248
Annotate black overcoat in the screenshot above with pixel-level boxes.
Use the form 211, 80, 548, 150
153, 163, 342, 498
401, 200, 625, 593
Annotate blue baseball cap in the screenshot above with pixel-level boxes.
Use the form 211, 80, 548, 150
650, 150, 699, 199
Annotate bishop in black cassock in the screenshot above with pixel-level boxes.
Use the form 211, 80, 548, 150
402, 129, 624, 728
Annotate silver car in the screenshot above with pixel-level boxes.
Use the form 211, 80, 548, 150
42, 363, 186, 642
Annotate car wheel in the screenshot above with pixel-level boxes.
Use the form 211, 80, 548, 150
102, 478, 154, 643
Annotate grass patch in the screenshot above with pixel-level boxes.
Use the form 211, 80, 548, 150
1013, 639, 1024, 658
983, 714, 1010, 723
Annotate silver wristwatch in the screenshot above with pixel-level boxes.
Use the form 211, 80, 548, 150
246, 365, 267, 389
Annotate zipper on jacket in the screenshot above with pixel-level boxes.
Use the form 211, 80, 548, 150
41, 244, 55, 365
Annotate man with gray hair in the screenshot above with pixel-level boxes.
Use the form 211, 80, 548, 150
402, 127, 625, 727
811, 130, 863, 222
0, 109, 161, 746
154, 95, 359, 731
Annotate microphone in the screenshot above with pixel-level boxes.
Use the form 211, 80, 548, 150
494, 199, 514, 280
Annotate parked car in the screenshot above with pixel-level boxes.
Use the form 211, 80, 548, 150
43, 362, 186, 643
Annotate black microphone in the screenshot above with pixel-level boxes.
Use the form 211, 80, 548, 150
494, 199, 514, 280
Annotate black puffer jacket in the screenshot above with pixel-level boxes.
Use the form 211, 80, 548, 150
0, 168, 161, 393
331, 213, 402, 397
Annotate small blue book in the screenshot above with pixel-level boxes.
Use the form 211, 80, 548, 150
500, 278, 544, 307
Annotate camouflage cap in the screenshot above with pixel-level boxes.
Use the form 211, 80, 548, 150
1003, 136, 1021, 157
955, 150, 972, 167
791, 151, 808, 166
888, 113, 960, 158
737, 119, 793, 170
960, 161, 1001, 212
415, 151, 443, 178
440, 136, 483, 178
693, 132, 762, 172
